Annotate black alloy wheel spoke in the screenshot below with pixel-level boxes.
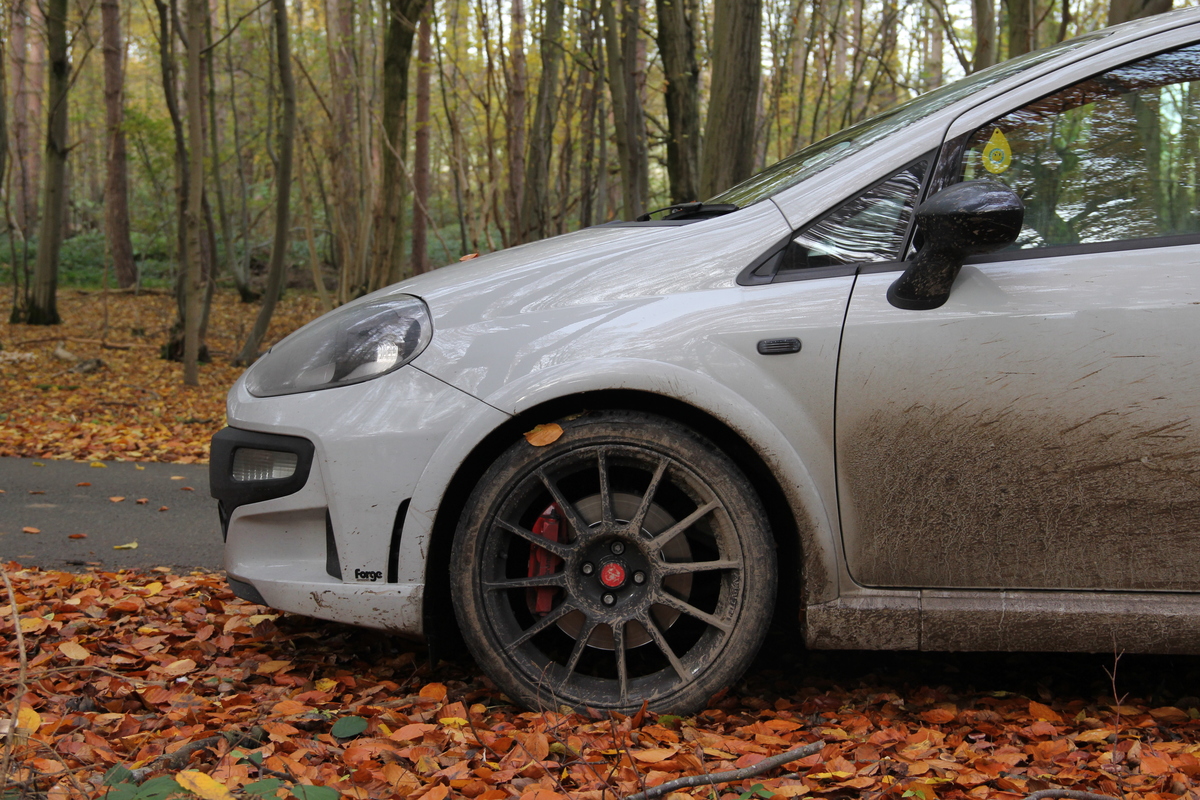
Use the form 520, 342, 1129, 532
536, 468, 594, 540
597, 449, 615, 526
647, 500, 720, 551
612, 620, 630, 706
482, 573, 568, 592
559, 616, 599, 689
637, 610, 690, 682
495, 518, 574, 560
657, 558, 741, 577
653, 591, 734, 634
627, 457, 669, 534
511, 600, 577, 648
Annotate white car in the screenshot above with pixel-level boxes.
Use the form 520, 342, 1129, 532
211, 8, 1200, 714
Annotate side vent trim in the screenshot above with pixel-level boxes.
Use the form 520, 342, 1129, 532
387, 499, 411, 583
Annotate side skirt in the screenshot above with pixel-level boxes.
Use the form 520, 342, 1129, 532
806, 590, 1200, 654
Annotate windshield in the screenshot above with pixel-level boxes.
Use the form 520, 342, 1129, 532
709, 28, 1115, 208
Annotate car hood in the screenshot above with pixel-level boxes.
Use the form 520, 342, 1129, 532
400, 200, 792, 396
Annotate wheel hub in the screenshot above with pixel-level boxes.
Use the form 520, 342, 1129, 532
599, 560, 627, 588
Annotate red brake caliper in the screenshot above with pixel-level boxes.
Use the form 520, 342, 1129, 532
526, 503, 563, 615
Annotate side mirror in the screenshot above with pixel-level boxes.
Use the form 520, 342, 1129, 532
887, 180, 1024, 310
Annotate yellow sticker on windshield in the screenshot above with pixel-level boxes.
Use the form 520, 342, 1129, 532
982, 128, 1012, 174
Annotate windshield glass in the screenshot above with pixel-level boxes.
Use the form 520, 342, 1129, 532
708, 28, 1114, 208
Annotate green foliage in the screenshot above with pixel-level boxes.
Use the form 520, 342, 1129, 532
736, 784, 775, 800
330, 715, 369, 739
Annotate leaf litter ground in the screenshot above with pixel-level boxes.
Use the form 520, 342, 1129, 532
5, 293, 1200, 799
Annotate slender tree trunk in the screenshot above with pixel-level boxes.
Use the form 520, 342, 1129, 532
324, 0, 360, 287
578, 0, 601, 229
925, 0, 944, 89
101, 0, 137, 289
505, 0, 527, 242
412, 5, 433, 273
517, 0, 564, 243
237, 0, 296, 365
11, 0, 44, 238
25, 0, 68, 325
601, 0, 649, 220
700, 0, 762, 198
370, 0, 427, 290
207, 11, 252, 302
972, 0, 997, 71
655, 0, 701, 204
182, 0, 206, 384
1008, 0, 1033, 58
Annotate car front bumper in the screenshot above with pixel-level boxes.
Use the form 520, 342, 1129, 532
211, 365, 508, 636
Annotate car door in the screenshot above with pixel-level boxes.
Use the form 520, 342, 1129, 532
836, 41, 1200, 592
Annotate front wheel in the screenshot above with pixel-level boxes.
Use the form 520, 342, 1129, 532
450, 411, 777, 714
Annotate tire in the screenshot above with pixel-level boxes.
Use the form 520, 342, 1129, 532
451, 410, 777, 714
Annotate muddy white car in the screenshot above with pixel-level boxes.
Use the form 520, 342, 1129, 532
212, 8, 1200, 714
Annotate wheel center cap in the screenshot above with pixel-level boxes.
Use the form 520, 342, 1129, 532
599, 561, 627, 588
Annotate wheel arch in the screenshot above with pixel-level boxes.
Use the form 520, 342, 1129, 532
420, 387, 833, 661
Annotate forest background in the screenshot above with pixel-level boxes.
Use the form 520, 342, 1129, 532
0, 0, 1192, 385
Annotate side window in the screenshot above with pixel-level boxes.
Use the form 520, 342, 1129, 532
783, 160, 928, 272
963, 43, 1200, 249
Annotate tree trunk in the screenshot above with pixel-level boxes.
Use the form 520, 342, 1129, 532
11, 0, 44, 238
324, 0, 360, 288
101, 0, 137, 289
655, 0, 701, 204
1107, 0, 1171, 25
369, 0, 427, 291
25, 0, 68, 325
578, 0, 602, 229
972, 0, 997, 71
517, 0, 565, 243
601, 0, 649, 220
700, 0, 762, 198
236, 0, 296, 365
182, 0, 206, 384
412, 5, 433, 274
1008, 0, 1033, 59
506, 0, 528, 243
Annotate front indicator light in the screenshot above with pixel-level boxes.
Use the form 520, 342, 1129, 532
232, 448, 299, 481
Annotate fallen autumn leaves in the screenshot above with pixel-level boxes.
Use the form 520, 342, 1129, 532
6, 292, 1200, 799
0, 290, 325, 464
5, 565, 1200, 800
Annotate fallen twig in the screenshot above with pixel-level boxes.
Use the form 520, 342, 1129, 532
620, 740, 824, 800
1026, 791, 1121, 800
128, 727, 267, 781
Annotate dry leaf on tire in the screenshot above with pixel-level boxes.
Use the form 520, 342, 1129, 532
524, 423, 564, 447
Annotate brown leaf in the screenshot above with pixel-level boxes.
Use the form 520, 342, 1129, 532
22, 526, 41, 534
109, 496, 125, 503
524, 423, 564, 447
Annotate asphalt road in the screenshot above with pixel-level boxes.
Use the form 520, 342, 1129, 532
0, 457, 223, 571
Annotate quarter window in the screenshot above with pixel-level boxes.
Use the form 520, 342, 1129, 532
963, 44, 1200, 249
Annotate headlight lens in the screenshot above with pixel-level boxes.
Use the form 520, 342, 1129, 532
244, 293, 432, 397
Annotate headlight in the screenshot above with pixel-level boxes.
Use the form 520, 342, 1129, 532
244, 293, 432, 397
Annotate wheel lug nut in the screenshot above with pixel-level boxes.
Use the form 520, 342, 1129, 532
582, 562, 595, 576
602, 593, 616, 606
611, 541, 625, 555
633, 571, 646, 585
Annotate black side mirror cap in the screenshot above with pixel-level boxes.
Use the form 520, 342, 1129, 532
887, 180, 1024, 310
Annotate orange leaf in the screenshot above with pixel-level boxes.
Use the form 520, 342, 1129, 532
419, 682, 447, 701
633, 747, 680, 763
1029, 701, 1062, 722
163, 658, 197, 675
109, 496, 125, 503
22, 526, 40, 534
136, 498, 148, 505
68, 533, 87, 539
524, 423, 564, 447
75, 482, 90, 487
